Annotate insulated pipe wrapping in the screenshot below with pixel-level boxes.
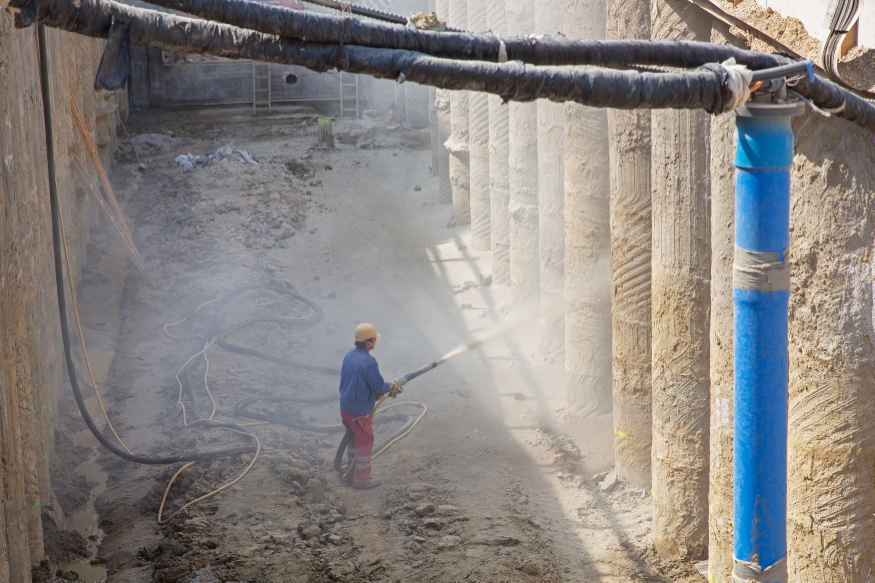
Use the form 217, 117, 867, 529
73, 0, 798, 69
606, 0, 652, 488
19, 0, 875, 131
467, 0, 489, 250
487, 0, 510, 285
562, 0, 611, 416
506, 0, 539, 313
535, 0, 565, 363
446, 0, 470, 225
650, 0, 711, 561
15, 0, 851, 118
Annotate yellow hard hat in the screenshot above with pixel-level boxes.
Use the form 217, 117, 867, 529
354, 323, 380, 343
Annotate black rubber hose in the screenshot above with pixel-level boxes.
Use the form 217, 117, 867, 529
299, 0, 409, 27
333, 429, 354, 473
216, 318, 340, 375
40, 28, 255, 464
25, 0, 875, 131
93, 0, 777, 70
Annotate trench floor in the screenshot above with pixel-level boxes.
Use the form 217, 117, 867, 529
50, 106, 703, 583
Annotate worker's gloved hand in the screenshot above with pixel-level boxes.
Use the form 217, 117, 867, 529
388, 381, 403, 398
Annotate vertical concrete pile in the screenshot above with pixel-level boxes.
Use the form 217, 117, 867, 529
563, 0, 611, 415
0, 16, 113, 578
427, 0, 439, 179
506, 1, 539, 312
487, 0, 511, 284
606, 0, 651, 487
434, 0, 452, 204
706, 21, 744, 583
649, 0, 711, 561
785, 118, 875, 579
535, 0, 565, 363
467, 0, 490, 250
446, 0, 470, 223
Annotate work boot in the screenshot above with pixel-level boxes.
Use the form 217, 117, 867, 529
353, 479, 381, 490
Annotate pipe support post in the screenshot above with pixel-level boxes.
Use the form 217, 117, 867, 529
732, 98, 802, 583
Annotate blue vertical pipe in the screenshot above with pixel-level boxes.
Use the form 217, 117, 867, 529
732, 105, 798, 583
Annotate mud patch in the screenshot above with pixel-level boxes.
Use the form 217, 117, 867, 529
42, 520, 88, 563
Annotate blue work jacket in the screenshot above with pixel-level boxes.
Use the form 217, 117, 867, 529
338, 347, 389, 415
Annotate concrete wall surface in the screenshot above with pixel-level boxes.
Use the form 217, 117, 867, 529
0, 16, 112, 580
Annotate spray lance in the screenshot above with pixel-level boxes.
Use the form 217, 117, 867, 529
333, 318, 528, 482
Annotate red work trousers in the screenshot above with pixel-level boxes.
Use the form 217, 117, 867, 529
340, 409, 374, 486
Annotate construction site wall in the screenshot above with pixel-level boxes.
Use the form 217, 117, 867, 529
0, 15, 117, 580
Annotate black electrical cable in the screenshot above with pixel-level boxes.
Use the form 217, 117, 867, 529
23, 0, 875, 131
39, 27, 255, 464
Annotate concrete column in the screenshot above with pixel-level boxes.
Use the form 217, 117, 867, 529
487, 0, 510, 284
563, 0, 611, 415
436, 90, 452, 204
707, 21, 744, 583
786, 118, 875, 580
536, 0, 565, 362
446, 0, 470, 224
434, 0, 452, 204
429, 86, 439, 175
606, 0, 651, 488
650, 0, 711, 561
506, 2, 539, 312
468, 0, 490, 250
707, 112, 735, 583
427, 0, 438, 177
404, 83, 429, 129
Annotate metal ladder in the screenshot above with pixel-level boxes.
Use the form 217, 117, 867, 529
252, 61, 272, 115
339, 72, 359, 118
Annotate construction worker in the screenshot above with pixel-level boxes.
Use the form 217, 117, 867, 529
339, 323, 401, 490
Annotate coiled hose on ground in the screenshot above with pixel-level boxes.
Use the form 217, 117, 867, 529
167, 282, 426, 509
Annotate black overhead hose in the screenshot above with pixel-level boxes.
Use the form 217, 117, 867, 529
299, 0, 408, 27
38, 24, 256, 465
130, 0, 777, 68
23, 0, 875, 132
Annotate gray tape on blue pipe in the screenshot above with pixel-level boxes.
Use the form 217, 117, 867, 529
732, 555, 787, 583
733, 246, 790, 292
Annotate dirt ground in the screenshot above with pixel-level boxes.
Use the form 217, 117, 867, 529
43, 105, 703, 583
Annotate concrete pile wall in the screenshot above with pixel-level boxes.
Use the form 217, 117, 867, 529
424, 0, 875, 578
0, 16, 115, 580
